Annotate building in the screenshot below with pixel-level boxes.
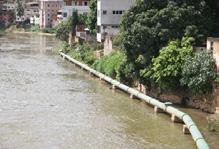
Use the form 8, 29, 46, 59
97, 0, 135, 42
2, 3, 15, 11
64, 0, 88, 6
207, 37, 219, 73
16, 1, 40, 23
39, 0, 64, 28
24, 2, 39, 21
57, 0, 89, 23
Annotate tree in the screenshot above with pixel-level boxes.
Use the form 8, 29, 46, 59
120, 0, 212, 84
86, 0, 97, 34
70, 10, 79, 36
180, 51, 217, 94
204, 0, 219, 36
145, 37, 194, 89
55, 11, 79, 42
16, 0, 24, 18
55, 20, 71, 42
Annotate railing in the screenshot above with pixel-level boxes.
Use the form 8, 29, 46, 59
60, 52, 210, 149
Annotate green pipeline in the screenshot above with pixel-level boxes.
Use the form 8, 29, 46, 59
60, 52, 210, 149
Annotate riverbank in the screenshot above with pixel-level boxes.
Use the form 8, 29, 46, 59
0, 29, 6, 36
57, 42, 218, 114
60, 52, 210, 149
4, 25, 55, 36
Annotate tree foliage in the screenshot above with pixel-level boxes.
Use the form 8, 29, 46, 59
92, 52, 124, 78
55, 11, 79, 41
71, 11, 79, 35
55, 19, 71, 41
180, 51, 217, 94
146, 37, 194, 89
120, 0, 213, 84
86, 0, 97, 34
16, 0, 24, 17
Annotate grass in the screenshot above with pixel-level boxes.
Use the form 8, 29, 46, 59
0, 29, 6, 36
216, 75, 219, 83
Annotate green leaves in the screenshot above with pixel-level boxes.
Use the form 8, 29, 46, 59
86, 0, 97, 34
92, 52, 125, 78
180, 51, 217, 94
148, 37, 194, 89
16, 0, 24, 17
55, 11, 79, 41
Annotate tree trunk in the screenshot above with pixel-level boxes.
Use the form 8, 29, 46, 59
68, 32, 73, 47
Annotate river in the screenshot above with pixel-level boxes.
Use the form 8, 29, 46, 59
0, 33, 218, 149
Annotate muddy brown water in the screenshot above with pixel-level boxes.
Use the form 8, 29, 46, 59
0, 33, 218, 149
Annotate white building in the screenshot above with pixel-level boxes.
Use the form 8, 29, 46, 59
2, 3, 15, 11
97, 0, 135, 42
39, 0, 64, 28
24, 2, 39, 22
57, 0, 90, 23
57, 5, 89, 22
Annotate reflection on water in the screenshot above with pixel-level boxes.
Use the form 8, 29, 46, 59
0, 33, 216, 149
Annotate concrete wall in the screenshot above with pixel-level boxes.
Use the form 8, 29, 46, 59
97, 0, 134, 26
97, 0, 135, 42
207, 38, 219, 73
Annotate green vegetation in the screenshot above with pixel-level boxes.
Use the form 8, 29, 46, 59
145, 37, 194, 89
41, 27, 56, 34
28, 25, 40, 32
0, 29, 6, 36
55, 0, 218, 96
63, 43, 96, 66
114, 0, 218, 93
55, 10, 79, 42
16, 0, 24, 18
181, 51, 217, 94
86, 0, 97, 34
93, 52, 124, 78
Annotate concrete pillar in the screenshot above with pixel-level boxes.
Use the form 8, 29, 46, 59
171, 114, 183, 123
62, 56, 65, 60
215, 107, 219, 114
130, 94, 134, 99
154, 106, 163, 113
183, 125, 190, 134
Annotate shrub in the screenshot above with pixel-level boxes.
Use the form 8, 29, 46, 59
92, 52, 125, 78
28, 25, 40, 32
68, 43, 96, 66
180, 51, 217, 94
116, 59, 137, 85
42, 27, 56, 34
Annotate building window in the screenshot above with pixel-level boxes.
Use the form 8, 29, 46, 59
48, 4, 50, 7
84, 1, 88, 6
113, 10, 123, 15
63, 12, 67, 17
112, 25, 118, 28
103, 10, 107, 15
210, 42, 214, 50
